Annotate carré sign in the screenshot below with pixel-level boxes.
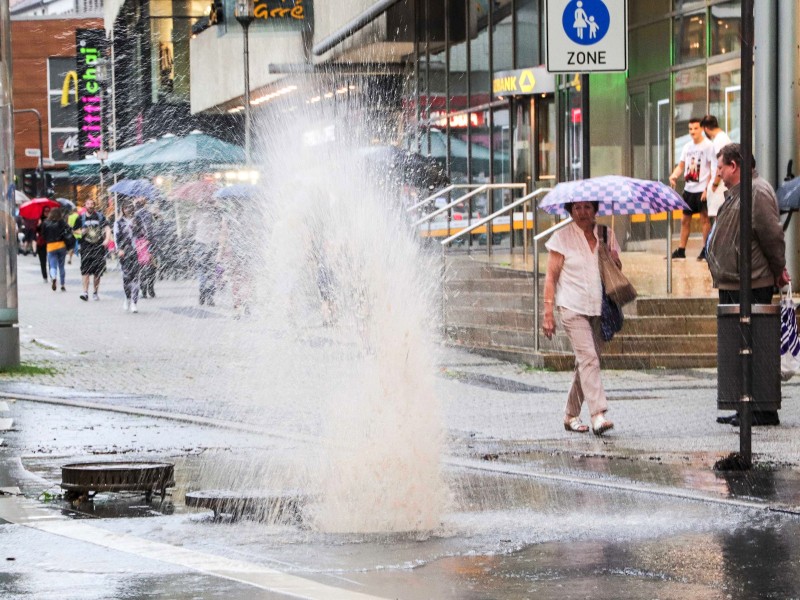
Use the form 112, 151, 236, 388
546, 0, 627, 73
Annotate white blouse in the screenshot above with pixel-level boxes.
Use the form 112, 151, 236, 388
545, 221, 620, 316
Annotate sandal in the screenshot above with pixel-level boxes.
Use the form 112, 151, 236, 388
564, 417, 589, 433
592, 413, 614, 436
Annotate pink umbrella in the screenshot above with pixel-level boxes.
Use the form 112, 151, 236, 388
18, 198, 60, 220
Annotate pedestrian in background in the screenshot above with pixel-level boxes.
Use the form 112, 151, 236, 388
67, 207, 82, 264
35, 206, 51, 282
41, 207, 70, 292
134, 196, 157, 299
707, 143, 789, 427
188, 199, 222, 306
113, 201, 141, 313
542, 200, 618, 435
668, 117, 717, 261
75, 198, 112, 301
701, 114, 732, 221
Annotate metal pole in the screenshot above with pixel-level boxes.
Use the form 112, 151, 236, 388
0, 0, 20, 367
739, 0, 755, 467
13, 109, 44, 195
581, 74, 590, 179
534, 237, 540, 352
242, 19, 252, 164
667, 213, 673, 294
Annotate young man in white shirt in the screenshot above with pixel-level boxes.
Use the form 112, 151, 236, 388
668, 118, 717, 260
701, 114, 732, 219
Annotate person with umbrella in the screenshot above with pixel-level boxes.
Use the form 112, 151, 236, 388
542, 200, 619, 435
34, 206, 52, 282
74, 198, 112, 302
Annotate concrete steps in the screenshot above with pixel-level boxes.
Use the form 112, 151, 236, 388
442, 257, 718, 370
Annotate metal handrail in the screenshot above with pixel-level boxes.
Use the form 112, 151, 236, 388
413, 185, 491, 227
532, 218, 573, 352
441, 189, 549, 246
406, 184, 483, 213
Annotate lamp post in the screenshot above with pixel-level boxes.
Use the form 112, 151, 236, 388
12, 109, 45, 196
235, 0, 255, 163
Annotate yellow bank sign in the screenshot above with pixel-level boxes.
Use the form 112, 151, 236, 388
492, 67, 555, 97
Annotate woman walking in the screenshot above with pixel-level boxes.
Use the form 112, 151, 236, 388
113, 201, 141, 313
35, 206, 52, 282
542, 201, 620, 435
41, 207, 70, 292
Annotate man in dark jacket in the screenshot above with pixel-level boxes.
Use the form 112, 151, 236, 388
707, 143, 790, 426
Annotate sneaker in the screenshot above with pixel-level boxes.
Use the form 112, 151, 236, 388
697, 247, 707, 261
80, 292, 89, 301
669, 248, 686, 260
123, 298, 130, 311
51, 279, 56, 291
92, 292, 100, 301
60, 286, 66, 292
130, 302, 138, 314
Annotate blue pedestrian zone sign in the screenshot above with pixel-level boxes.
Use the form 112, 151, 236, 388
562, 0, 610, 45
546, 0, 627, 73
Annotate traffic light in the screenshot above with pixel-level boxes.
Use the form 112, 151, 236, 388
44, 173, 54, 198
22, 170, 36, 198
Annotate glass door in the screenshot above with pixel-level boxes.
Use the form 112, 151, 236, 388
708, 60, 741, 142
629, 78, 671, 242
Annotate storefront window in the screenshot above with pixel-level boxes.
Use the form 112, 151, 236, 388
536, 95, 556, 181
561, 84, 583, 181
515, 0, 540, 68
673, 11, 706, 64
629, 20, 670, 79
674, 0, 706, 12
492, 1, 514, 73
708, 67, 740, 142
673, 66, 707, 159
710, 1, 741, 56
629, 0, 670, 25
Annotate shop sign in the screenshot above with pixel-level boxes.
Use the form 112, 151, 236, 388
546, 0, 627, 73
254, 0, 311, 26
430, 111, 485, 129
51, 131, 80, 163
492, 67, 556, 97
75, 29, 107, 158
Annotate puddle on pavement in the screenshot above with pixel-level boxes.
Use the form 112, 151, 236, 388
471, 445, 800, 509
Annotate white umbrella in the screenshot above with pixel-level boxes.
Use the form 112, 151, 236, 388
14, 190, 29, 205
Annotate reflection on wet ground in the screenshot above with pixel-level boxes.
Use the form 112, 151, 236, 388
4, 398, 800, 599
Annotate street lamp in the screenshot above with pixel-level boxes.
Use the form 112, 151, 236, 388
235, 0, 255, 163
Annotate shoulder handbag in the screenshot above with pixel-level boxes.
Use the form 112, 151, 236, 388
598, 225, 637, 306
62, 222, 76, 251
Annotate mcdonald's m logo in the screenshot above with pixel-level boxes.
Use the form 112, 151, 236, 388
61, 71, 78, 107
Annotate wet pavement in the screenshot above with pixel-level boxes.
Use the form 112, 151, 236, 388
2, 255, 800, 598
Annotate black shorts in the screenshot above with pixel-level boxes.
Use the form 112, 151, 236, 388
80, 242, 107, 277
682, 190, 707, 215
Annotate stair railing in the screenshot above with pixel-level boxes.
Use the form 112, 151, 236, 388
415, 183, 528, 247
438, 188, 549, 335
406, 183, 485, 214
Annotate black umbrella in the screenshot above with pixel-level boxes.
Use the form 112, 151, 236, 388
361, 145, 450, 190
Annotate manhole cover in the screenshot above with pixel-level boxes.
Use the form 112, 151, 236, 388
185, 489, 307, 524
61, 461, 175, 502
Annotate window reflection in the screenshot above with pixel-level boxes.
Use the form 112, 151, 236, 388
673, 11, 706, 64
711, 1, 741, 56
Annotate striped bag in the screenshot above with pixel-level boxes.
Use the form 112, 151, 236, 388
780, 284, 800, 381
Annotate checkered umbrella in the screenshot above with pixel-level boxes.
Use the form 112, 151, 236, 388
540, 175, 689, 216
